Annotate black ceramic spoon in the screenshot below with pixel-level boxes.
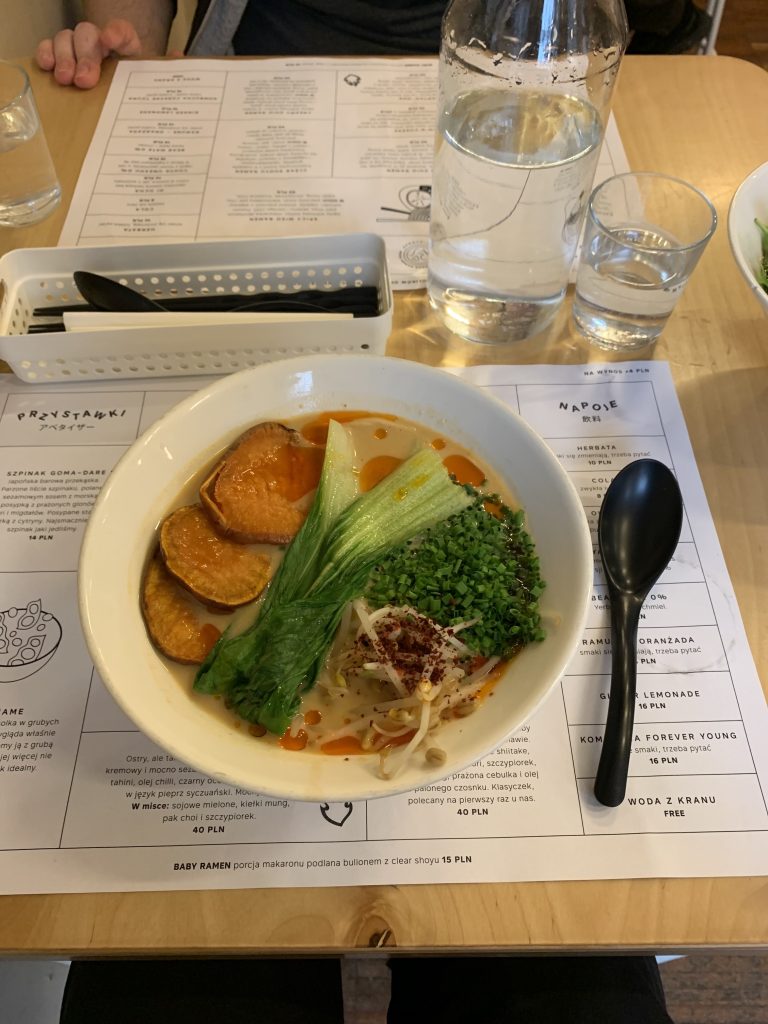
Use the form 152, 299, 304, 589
73, 271, 165, 311
595, 459, 684, 807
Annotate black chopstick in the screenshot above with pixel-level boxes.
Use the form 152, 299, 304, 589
32, 286, 381, 318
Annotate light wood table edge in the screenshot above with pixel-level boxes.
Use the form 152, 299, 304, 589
2, 873, 768, 956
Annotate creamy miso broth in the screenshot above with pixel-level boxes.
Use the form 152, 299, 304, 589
142, 409, 541, 776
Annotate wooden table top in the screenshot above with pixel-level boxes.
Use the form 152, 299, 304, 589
1, 54, 767, 957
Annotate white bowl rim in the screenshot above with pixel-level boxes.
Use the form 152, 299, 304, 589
78, 355, 594, 802
727, 158, 768, 310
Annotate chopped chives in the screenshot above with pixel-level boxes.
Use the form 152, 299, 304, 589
367, 486, 546, 659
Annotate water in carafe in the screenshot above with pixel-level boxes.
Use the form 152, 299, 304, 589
428, 0, 628, 344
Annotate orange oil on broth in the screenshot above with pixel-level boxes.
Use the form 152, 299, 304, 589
300, 410, 398, 447
157, 410, 517, 755
359, 454, 404, 492
321, 729, 418, 757
279, 728, 309, 751
320, 736, 365, 756
198, 623, 223, 657
441, 454, 486, 487
265, 443, 325, 502
467, 660, 507, 707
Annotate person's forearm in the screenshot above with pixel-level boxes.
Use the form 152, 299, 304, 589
82, 0, 175, 54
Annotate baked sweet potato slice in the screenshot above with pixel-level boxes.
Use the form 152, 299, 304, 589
160, 504, 272, 612
200, 421, 324, 544
141, 554, 222, 665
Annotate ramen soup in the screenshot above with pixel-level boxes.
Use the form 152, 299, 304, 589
142, 410, 541, 779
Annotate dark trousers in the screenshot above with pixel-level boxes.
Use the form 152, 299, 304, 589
60, 955, 675, 1023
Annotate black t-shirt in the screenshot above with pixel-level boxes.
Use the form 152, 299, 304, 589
232, 0, 446, 56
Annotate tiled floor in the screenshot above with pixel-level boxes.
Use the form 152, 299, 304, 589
663, 955, 768, 1024
716, 0, 768, 70
0, 960, 69, 1024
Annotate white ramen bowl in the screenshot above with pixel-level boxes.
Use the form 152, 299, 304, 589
728, 159, 768, 315
79, 356, 592, 802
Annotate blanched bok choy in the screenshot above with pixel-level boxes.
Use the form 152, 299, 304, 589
194, 419, 472, 735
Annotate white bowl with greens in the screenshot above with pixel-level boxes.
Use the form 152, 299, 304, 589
79, 355, 592, 802
728, 159, 768, 314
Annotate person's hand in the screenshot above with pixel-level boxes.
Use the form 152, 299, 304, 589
35, 19, 142, 89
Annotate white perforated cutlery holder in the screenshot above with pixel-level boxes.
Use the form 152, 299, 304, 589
0, 233, 392, 383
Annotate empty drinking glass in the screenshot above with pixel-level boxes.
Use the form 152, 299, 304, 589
572, 172, 716, 350
0, 62, 61, 227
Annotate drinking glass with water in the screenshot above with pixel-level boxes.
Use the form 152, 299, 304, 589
572, 172, 717, 351
0, 62, 61, 227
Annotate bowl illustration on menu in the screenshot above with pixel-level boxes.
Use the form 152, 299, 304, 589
0, 599, 62, 683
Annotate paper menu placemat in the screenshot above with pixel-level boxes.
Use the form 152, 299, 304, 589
0, 361, 766, 895
57, 58, 631, 289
